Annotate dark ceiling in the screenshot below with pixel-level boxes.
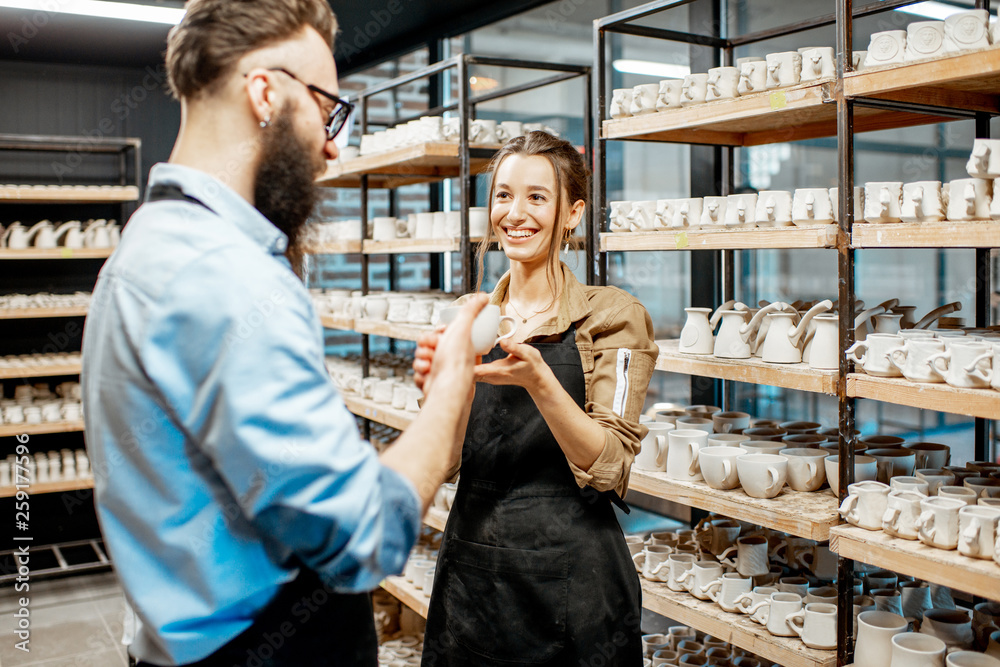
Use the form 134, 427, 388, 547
0, 0, 549, 74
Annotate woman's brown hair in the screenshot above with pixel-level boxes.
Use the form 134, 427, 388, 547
475, 131, 591, 298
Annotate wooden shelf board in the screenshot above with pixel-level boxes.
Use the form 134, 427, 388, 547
316, 142, 500, 188
0, 420, 85, 438
304, 241, 362, 255
0, 247, 114, 259
851, 221, 1000, 248
354, 319, 433, 342
363, 238, 484, 254
424, 508, 448, 533
0, 362, 81, 379
381, 575, 430, 619
342, 394, 415, 431
0, 306, 88, 319
0, 185, 139, 202
656, 339, 838, 395
845, 49, 1000, 113
829, 524, 1000, 600
0, 477, 92, 499
629, 468, 838, 541
640, 579, 836, 667
601, 226, 837, 252
847, 374, 1000, 420
319, 314, 355, 331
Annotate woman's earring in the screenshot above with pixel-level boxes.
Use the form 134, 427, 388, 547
563, 231, 571, 255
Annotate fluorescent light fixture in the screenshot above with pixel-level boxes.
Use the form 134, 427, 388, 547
613, 59, 691, 79
0, 0, 185, 24
896, 1, 971, 20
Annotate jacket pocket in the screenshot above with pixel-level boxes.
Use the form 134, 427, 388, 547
442, 537, 569, 663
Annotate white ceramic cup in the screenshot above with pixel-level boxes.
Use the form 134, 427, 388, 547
943, 9, 990, 53
725, 193, 758, 227
700, 196, 728, 227
738, 61, 768, 95
891, 632, 947, 667
631, 83, 660, 115
765, 51, 803, 88
496, 121, 524, 142
865, 30, 907, 66
706, 67, 740, 101
666, 429, 708, 482
967, 139, 1000, 180
856, 611, 909, 667
800, 47, 836, 81
792, 188, 834, 225
780, 448, 828, 492
958, 505, 1000, 559
438, 304, 516, 355
705, 572, 754, 613
905, 21, 947, 61
787, 602, 838, 650
656, 79, 684, 110
745, 592, 803, 637
754, 191, 793, 226
947, 177, 992, 221
736, 454, 787, 499
917, 496, 967, 549
883, 490, 926, 540
901, 181, 946, 223
673, 198, 703, 228
864, 182, 904, 223
677, 559, 723, 600
846, 333, 905, 377
928, 340, 992, 389
718, 535, 771, 577
888, 338, 947, 383
698, 446, 744, 490
681, 74, 709, 106
840, 480, 891, 530
636, 422, 673, 472
610, 89, 633, 119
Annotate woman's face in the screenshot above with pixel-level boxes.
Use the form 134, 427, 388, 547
491, 154, 576, 270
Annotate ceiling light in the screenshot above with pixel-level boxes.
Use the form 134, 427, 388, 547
896, 1, 973, 20
469, 76, 499, 92
0, 0, 185, 24
613, 59, 691, 79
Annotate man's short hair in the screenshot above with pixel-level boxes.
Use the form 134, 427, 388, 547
166, 0, 337, 100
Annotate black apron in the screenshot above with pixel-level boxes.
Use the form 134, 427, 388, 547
135, 184, 378, 667
422, 327, 642, 667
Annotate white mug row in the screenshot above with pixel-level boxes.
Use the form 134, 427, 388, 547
354, 117, 558, 157
0, 352, 81, 369
10, 381, 81, 402
0, 449, 91, 487
864, 11, 997, 68
0, 292, 91, 310
313, 290, 454, 325
312, 208, 490, 243
1, 399, 82, 424
2, 219, 120, 250
848, 334, 1000, 391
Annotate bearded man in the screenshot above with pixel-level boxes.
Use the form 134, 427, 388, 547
81, 2, 486, 665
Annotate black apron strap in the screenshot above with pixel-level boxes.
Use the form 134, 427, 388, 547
145, 183, 213, 213
135, 567, 377, 667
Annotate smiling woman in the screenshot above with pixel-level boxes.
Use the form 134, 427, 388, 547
421, 131, 659, 667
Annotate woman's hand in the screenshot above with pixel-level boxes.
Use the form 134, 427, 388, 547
474, 337, 554, 393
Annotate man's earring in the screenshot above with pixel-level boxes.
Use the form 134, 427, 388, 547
260, 117, 271, 129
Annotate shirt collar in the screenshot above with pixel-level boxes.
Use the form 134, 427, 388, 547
145, 163, 289, 257
490, 263, 592, 337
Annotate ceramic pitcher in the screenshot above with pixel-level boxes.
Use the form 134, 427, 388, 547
760, 300, 832, 364
679, 307, 715, 355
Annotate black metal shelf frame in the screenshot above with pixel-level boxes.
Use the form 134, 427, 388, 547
592, 1, 998, 664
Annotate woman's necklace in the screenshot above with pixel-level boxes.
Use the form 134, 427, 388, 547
506, 299, 548, 324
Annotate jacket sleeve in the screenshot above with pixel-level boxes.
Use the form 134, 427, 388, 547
565, 296, 657, 497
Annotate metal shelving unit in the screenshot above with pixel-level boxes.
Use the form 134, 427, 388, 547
592, 1, 999, 665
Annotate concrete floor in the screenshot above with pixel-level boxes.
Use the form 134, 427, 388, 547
0, 571, 129, 667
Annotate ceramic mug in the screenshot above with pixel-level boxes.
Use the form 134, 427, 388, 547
754, 191, 793, 227
800, 47, 835, 81
695, 517, 742, 556
927, 340, 992, 389
745, 592, 803, 637
865, 30, 907, 67
654, 200, 676, 230
657, 79, 684, 110
958, 505, 1000, 559
883, 490, 926, 540
943, 9, 990, 53
864, 182, 904, 223
901, 181, 946, 223
736, 454, 787, 499
792, 188, 834, 225
967, 139, 1000, 180
673, 198, 703, 228
917, 496, 967, 549
840, 480, 891, 531
698, 446, 745, 491
779, 448, 828, 492
636, 422, 673, 472
947, 178, 993, 221
765, 51, 802, 89
677, 559, 724, 600
786, 603, 837, 650
718, 535, 770, 577
706, 67, 740, 101
892, 633, 947, 667
681, 74, 709, 106
920, 609, 974, 653
666, 429, 708, 482
725, 193, 758, 227
438, 304, 516, 355
889, 338, 947, 383
738, 61, 768, 95
666, 553, 698, 592
630, 83, 660, 116
700, 197, 728, 227
856, 611, 909, 667
846, 333, 905, 377
905, 21, 947, 61
734, 585, 778, 618
610, 89, 634, 119
635, 544, 673, 582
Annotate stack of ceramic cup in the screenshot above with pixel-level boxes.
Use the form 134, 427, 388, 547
609, 48, 841, 121
325, 354, 424, 413
840, 449, 1000, 567
0, 449, 91, 488
371, 208, 492, 242
847, 328, 1000, 393
855, 606, 1000, 667
0, 351, 81, 370
609, 189, 851, 231
357, 116, 546, 156
400, 530, 442, 601
0, 292, 91, 310
863, 9, 995, 69
377, 635, 423, 667
2, 381, 82, 425
311, 289, 455, 326
641, 625, 774, 666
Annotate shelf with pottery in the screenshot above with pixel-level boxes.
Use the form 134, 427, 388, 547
846, 374, 1000, 420
424, 507, 449, 533
655, 340, 839, 395
341, 394, 416, 431
303, 240, 363, 255
0, 362, 82, 380
0, 306, 89, 320
363, 237, 484, 255
600, 226, 838, 252
320, 314, 433, 342
639, 579, 836, 667
0, 247, 115, 259
601, 79, 956, 147
316, 142, 501, 189
0, 419, 85, 438
0, 476, 93, 499
829, 525, 1000, 600
843, 48, 1000, 115
0, 185, 140, 203
380, 575, 430, 619
629, 468, 838, 541
851, 220, 1000, 249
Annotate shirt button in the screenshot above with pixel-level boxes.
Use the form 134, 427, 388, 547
274, 238, 287, 253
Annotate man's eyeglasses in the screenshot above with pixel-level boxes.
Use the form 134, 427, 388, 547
266, 67, 354, 142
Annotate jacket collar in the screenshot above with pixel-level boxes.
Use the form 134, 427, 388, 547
490, 263, 592, 337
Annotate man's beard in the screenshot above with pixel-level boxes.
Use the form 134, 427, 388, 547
253, 108, 324, 277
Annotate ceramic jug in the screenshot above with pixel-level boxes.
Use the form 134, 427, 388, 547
712, 301, 759, 359
874, 312, 905, 334
3, 221, 51, 249
54, 220, 83, 249
679, 307, 715, 355
30, 220, 57, 248
804, 313, 839, 369
911, 302, 962, 330
84, 219, 112, 248
760, 300, 832, 364
855, 305, 889, 342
